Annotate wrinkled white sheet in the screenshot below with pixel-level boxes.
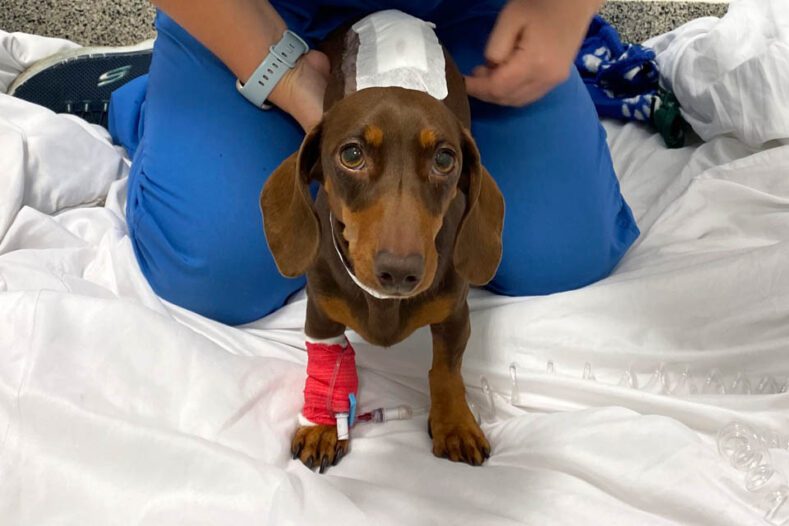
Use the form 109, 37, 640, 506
2, 12, 789, 526
0, 32, 79, 94
646, 0, 789, 147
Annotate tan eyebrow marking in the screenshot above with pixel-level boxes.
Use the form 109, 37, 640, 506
419, 128, 438, 149
363, 125, 384, 147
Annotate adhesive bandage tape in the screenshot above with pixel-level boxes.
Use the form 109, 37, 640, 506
352, 10, 448, 100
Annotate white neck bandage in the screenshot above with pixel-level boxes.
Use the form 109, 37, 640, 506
351, 10, 448, 100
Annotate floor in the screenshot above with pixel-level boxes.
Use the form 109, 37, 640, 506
0, 1, 728, 46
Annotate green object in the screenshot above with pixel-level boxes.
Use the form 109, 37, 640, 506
652, 88, 687, 149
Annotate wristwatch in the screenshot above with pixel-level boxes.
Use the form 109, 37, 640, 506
236, 30, 310, 110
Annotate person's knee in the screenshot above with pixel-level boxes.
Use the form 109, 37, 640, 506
488, 246, 613, 297
130, 211, 302, 325
487, 208, 639, 297
108, 75, 148, 157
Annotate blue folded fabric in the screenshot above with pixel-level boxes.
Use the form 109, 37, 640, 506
575, 15, 660, 122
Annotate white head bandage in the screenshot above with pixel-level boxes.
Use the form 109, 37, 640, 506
351, 10, 448, 100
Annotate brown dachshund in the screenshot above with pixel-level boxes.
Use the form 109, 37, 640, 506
260, 20, 505, 471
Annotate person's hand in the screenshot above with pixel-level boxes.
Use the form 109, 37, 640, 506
269, 50, 330, 132
465, 0, 601, 107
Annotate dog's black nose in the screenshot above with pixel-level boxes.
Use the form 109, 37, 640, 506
374, 251, 424, 294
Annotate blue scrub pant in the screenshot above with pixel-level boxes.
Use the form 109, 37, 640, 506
109, 6, 639, 325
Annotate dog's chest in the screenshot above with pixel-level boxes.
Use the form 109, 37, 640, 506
341, 10, 448, 100
314, 293, 457, 346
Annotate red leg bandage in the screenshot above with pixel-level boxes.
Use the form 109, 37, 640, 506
302, 339, 358, 426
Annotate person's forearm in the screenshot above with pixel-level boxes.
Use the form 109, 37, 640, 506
151, 0, 286, 83
150, 0, 329, 130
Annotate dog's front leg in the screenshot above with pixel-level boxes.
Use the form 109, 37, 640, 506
428, 302, 491, 465
291, 295, 351, 473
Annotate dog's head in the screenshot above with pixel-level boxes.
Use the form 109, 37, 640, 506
261, 87, 504, 298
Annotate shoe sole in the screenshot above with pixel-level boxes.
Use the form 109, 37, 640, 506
9, 39, 154, 124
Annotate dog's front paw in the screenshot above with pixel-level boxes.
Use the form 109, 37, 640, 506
291, 425, 349, 473
428, 408, 490, 466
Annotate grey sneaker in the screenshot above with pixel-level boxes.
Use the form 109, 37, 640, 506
8, 39, 154, 126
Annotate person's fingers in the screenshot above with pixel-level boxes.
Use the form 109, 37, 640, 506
488, 48, 529, 85
472, 47, 532, 100
467, 68, 552, 107
464, 64, 496, 99
500, 70, 562, 106
466, 75, 532, 106
464, 73, 496, 103
484, 4, 525, 65
471, 64, 489, 78
467, 0, 596, 106
475, 47, 574, 105
509, 80, 553, 106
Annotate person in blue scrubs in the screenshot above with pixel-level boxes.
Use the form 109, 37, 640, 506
109, 0, 639, 325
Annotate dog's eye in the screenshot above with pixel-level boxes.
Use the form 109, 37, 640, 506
434, 149, 456, 174
340, 144, 364, 169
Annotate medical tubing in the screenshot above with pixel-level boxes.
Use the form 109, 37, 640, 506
325, 346, 347, 416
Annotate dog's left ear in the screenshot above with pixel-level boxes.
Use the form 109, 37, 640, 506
453, 128, 505, 285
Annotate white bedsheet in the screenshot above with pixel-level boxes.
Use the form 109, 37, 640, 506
2, 8, 789, 525
646, 0, 789, 147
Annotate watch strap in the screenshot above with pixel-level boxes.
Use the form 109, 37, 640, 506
236, 30, 309, 110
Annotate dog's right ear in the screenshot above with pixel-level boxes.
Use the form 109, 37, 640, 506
260, 124, 322, 278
